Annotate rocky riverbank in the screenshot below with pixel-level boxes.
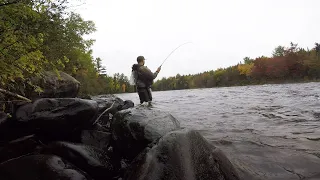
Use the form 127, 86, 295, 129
0, 71, 240, 180
0, 96, 241, 180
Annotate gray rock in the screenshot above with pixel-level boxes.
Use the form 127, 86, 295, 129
92, 94, 125, 114
124, 129, 240, 180
28, 71, 80, 99
112, 107, 180, 160
41, 141, 118, 180
91, 95, 134, 128
15, 98, 98, 140
0, 154, 92, 180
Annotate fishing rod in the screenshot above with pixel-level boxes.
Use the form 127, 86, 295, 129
159, 42, 193, 67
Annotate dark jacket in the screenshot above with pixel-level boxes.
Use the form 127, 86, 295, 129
132, 64, 159, 88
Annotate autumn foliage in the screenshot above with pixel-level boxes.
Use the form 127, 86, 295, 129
153, 43, 320, 91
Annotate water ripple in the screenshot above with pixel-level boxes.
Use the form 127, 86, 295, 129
116, 82, 320, 179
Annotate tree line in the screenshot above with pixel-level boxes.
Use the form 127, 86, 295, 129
152, 43, 320, 91
1, 1, 320, 96
0, 0, 133, 97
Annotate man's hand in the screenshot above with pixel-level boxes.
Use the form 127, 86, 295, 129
156, 66, 161, 73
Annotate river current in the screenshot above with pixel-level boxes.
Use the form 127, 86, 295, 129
116, 82, 320, 180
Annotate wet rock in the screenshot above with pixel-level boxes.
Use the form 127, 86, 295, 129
112, 107, 180, 160
80, 130, 112, 151
27, 71, 80, 100
0, 154, 92, 180
0, 134, 42, 163
92, 95, 134, 114
41, 141, 118, 180
92, 94, 124, 114
91, 95, 134, 129
15, 98, 98, 140
78, 94, 92, 100
121, 100, 134, 111
124, 129, 240, 180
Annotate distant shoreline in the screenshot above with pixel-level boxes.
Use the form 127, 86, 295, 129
151, 79, 320, 92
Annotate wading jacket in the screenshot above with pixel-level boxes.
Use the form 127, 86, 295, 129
132, 64, 159, 88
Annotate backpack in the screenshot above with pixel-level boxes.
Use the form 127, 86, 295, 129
130, 64, 141, 85
129, 70, 138, 85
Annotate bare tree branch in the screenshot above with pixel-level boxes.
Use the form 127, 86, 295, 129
0, 1, 20, 7
0, 88, 31, 102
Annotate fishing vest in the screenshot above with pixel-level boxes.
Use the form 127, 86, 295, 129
132, 64, 153, 87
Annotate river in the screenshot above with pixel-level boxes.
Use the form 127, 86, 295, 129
116, 82, 320, 180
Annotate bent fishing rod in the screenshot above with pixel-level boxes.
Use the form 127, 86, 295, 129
159, 42, 193, 68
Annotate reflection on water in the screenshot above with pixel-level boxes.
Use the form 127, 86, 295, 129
117, 82, 320, 180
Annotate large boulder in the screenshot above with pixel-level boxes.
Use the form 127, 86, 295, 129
112, 107, 180, 160
41, 141, 119, 180
0, 155, 92, 180
28, 71, 80, 100
15, 98, 98, 141
124, 129, 240, 180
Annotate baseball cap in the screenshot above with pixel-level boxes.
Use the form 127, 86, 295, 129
137, 56, 145, 63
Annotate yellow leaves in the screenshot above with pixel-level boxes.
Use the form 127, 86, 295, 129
63, 56, 70, 63
56, 59, 66, 69
37, 33, 44, 43
34, 86, 44, 93
238, 63, 254, 76
72, 66, 78, 74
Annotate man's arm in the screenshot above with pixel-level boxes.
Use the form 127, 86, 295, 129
140, 66, 160, 80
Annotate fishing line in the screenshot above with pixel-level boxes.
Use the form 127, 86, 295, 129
159, 42, 193, 67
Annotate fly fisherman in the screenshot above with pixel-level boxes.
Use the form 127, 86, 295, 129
131, 56, 161, 105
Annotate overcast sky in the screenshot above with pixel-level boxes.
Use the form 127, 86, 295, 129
72, 0, 320, 79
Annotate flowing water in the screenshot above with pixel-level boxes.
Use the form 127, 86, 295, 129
116, 82, 320, 180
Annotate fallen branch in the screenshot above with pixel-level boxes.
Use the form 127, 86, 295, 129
93, 101, 115, 125
0, 88, 31, 102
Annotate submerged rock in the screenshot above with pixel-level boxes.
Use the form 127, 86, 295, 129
15, 98, 98, 140
124, 129, 240, 180
112, 107, 180, 160
0, 154, 92, 180
41, 141, 118, 180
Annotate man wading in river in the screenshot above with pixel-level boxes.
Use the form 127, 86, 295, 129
131, 56, 161, 105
